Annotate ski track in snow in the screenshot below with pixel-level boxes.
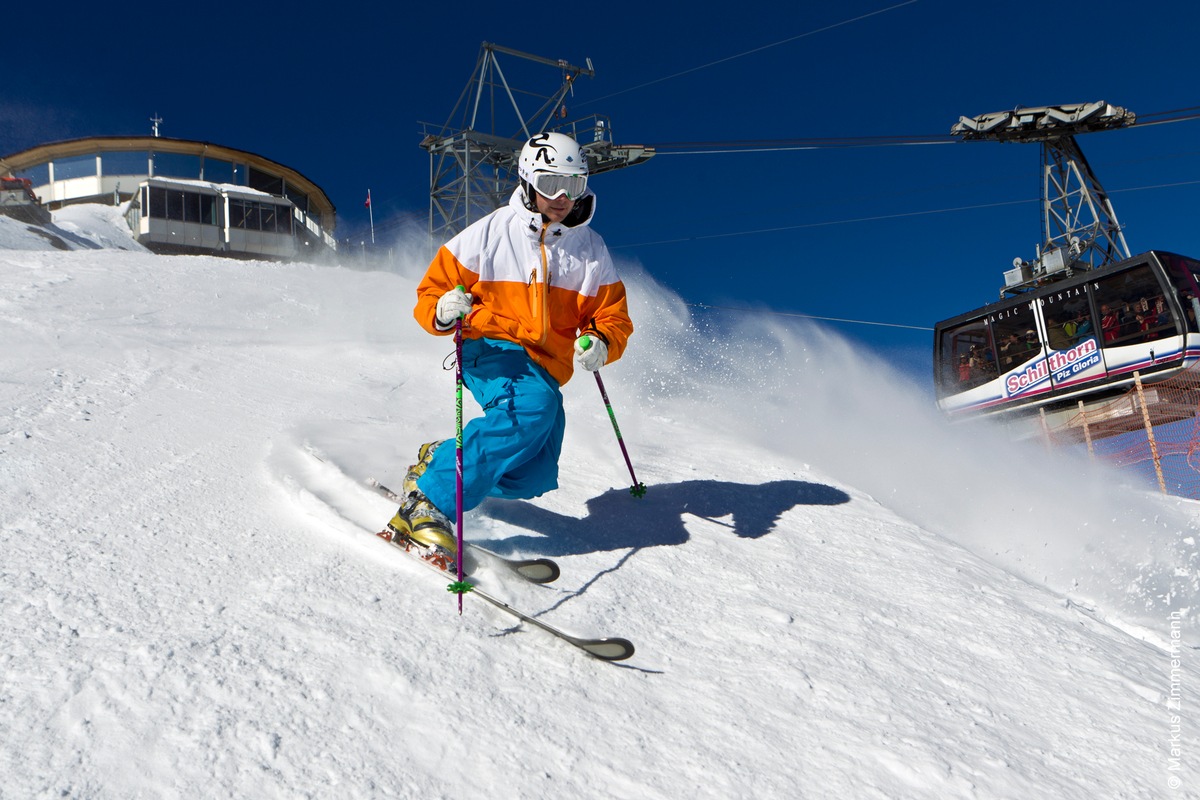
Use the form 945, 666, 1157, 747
0, 209, 1196, 798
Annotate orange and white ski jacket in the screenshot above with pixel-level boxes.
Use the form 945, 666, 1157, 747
414, 188, 633, 386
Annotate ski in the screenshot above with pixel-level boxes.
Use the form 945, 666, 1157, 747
374, 526, 635, 662
469, 585, 636, 662
295, 446, 556, 584
367, 477, 559, 584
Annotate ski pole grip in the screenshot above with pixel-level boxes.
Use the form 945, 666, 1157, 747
579, 334, 592, 351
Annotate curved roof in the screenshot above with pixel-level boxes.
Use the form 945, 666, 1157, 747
0, 136, 336, 227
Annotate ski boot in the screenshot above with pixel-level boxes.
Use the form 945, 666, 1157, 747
383, 489, 457, 570
402, 440, 443, 497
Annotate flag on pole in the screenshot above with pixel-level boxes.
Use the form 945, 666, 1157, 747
366, 189, 375, 244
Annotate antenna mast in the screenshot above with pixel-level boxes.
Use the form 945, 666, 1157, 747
951, 101, 1135, 296
419, 42, 654, 243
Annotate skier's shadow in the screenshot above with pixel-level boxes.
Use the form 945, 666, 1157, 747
476, 479, 851, 557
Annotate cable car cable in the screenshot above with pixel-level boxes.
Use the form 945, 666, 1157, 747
641, 105, 1200, 156
685, 301, 932, 331
577, 1, 920, 107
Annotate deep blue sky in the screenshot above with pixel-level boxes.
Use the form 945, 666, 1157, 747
4, 1, 1200, 381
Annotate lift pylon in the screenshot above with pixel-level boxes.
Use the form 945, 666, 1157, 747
951, 101, 1136, 296
419, 42, 654, 243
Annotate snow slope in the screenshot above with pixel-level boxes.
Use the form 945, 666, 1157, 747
1, 207, 1195, 798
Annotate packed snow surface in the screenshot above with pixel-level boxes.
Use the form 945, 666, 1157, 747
1, 208, 1196, 798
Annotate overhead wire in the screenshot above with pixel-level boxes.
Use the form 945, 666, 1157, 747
363, 4, 1200, 334
686, 302, 933, 331
358, 112, 1200, 240
1125, 105, 1200, 126
610, 198, 1034, 249
672, 170, 1200, 334
579, 1, 921, 107
354, 119, 1200, 333
648, 135, 955, 154
640, 109, 1200, 156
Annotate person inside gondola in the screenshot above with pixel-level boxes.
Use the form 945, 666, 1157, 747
1100, 304, 1120, 343
1063, 315, 1079, 339
999, 332, 1022, 367
1184, 293, 1200, 332
1048, 316, 1073, 351
1119, 301, 1138, 338
1155, 297, 1170, 328
1074, 311, 1094, 342
1132, 299, 1153, 340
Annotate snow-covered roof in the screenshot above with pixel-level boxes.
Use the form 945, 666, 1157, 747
0, 135, 334, 225
144, 175, 289, 202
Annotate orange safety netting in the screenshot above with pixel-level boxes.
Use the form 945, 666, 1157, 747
1043, 361, 1200, 498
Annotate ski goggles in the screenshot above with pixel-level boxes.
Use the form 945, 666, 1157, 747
531, 171, 587, 201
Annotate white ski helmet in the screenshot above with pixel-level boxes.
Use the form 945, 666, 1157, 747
518, 132, 589, 200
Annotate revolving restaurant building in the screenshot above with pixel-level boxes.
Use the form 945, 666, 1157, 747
0, 136, 337, 261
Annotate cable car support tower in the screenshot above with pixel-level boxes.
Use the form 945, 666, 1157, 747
419, 42, 655, 244
951, 101, 1136, 298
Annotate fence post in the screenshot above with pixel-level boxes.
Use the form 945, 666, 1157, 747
1038, 406, 1053, 450
1078, 400, 1094, 457
1134, 371, 1168, 495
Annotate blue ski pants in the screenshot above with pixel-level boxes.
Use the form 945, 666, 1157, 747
417, 338, 566, 516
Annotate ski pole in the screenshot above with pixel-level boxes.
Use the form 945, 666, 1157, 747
447, 288, 473, 609
579, 335, 647, 498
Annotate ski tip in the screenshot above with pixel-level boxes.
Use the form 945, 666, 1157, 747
581, 637, 636, 662
514, 558, 561, 584
368, 478, 400, 500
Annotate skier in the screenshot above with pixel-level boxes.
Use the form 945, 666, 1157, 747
385, 131, 634, 559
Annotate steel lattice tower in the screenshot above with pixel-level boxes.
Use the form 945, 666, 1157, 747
952, 101, 1135, 295
419, 42, 654, 245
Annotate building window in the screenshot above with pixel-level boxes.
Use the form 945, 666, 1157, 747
145, 185, 222, 226
200, 194, 218, 225
182, 192, 201, 223
248, 166, 283, 195
16, 164, 50, 186
165, 189, 184, 221
103, 151, 151, 177
285, 186, 309, 214
154, 153, 202, 180
53, 155, 97, 180
149, 186, 167, 218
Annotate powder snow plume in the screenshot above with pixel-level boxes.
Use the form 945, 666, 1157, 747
603, 262, 1200, 639
2, 208, 1195, 798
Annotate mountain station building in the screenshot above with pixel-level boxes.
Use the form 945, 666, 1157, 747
0, 136, 337, 261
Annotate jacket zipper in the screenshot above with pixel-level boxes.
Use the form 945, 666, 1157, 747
535, 223, 552, 346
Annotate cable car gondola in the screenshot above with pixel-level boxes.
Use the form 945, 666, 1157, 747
933, 102, 1200, 434
934, 249, 1200, 430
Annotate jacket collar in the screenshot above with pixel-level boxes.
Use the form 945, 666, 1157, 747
508, 187, 596, 238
